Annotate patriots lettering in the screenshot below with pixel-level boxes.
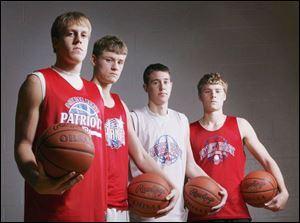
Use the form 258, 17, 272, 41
60, 97, 102, 138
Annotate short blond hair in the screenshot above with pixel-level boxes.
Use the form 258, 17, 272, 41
92, 35, 128, 57
197, 72, 228, 95
51, 11, 92, 52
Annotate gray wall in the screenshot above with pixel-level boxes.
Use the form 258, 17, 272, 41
1, 1, 298, 222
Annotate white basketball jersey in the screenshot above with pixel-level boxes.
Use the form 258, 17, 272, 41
129, 106, 188, 222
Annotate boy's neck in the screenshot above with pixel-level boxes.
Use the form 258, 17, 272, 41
147, 101, 168, 116
102, 85, 113, 102
54, 61, 82, 75
91, 77, 112, 95
91, 76, 114, 107
202, 111, 225, 123
200, 111, 226, 130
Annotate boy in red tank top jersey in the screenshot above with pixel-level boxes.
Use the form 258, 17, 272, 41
188, 73, 289, 221
90, 35, 180, 221
14, 12, 107, 221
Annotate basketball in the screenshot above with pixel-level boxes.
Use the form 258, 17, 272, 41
240, 170, 278, 207
37, 123, 95, 178
128, 173, 171, 217
184, 176, 222, 216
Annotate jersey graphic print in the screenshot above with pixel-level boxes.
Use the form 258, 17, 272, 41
150, 135, 182, 167
105, 116, 125, 149
200, 135, 235, 165
60, 97, 102, 138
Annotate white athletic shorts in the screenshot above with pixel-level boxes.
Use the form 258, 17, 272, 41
106, 208, 129, 222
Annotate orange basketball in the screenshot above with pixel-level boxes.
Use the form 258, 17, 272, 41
37, 123, 95, 178
128, 173, 171, 217
240, 170, 278, 207
184, 176, 222, 216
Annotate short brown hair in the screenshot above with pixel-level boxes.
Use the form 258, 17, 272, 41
92, 35, 128, 57
143, 63, 170, 85
197, 72, 228, 95
51, 11, 91, 52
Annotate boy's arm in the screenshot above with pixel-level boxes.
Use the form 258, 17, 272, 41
15, 74, 43, 184
185, 123, 208, 178
15, 74, 82, 194
185, 120, 227, 213
238, 117, 289, 211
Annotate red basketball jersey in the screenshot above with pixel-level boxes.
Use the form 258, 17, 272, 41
25, 68, 107, 221
188, 116, 250, 221
104, 93, 129, 210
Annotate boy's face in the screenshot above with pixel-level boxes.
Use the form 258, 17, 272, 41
199, 84, 226, 112
92, 50, 127, 85
144, 71, 172, 106
53, 23, 90, 64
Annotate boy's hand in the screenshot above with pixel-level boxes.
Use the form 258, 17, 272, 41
155, 188, 179, 218
209, 185, 228, 215
30, 161, 84, 195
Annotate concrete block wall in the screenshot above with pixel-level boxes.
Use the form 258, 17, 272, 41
1, 1, 298, 221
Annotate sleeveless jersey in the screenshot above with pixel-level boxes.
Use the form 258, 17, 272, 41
104, 93, 129, 210
129, 106, 188, 222
24, 68, 107, 221
188, 116, 251, 221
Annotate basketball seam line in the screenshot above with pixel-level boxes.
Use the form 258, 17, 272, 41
241, 188, 277, 193
128, 193, 169, 202
42, 146, 94, 156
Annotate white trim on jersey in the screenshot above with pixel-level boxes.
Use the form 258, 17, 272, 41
32, 68, 86, 101
32, 71, 46, 100
51, 67, 83, 90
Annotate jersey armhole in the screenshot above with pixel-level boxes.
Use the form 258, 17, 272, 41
130, 111, 139, 131
236, 117, 245, 145
32, 71, 45, 100
177, 112, 189, 140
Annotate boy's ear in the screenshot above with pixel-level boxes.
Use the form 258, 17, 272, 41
52, 38, 58, 53
91, 55, 97, 66
198, 93, 203, 101
143, 84, 148, 92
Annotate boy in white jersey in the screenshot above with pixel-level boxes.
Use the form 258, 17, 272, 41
129, 63, 228, 222
14, 12, 107, 221
90, 36, 179, 222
